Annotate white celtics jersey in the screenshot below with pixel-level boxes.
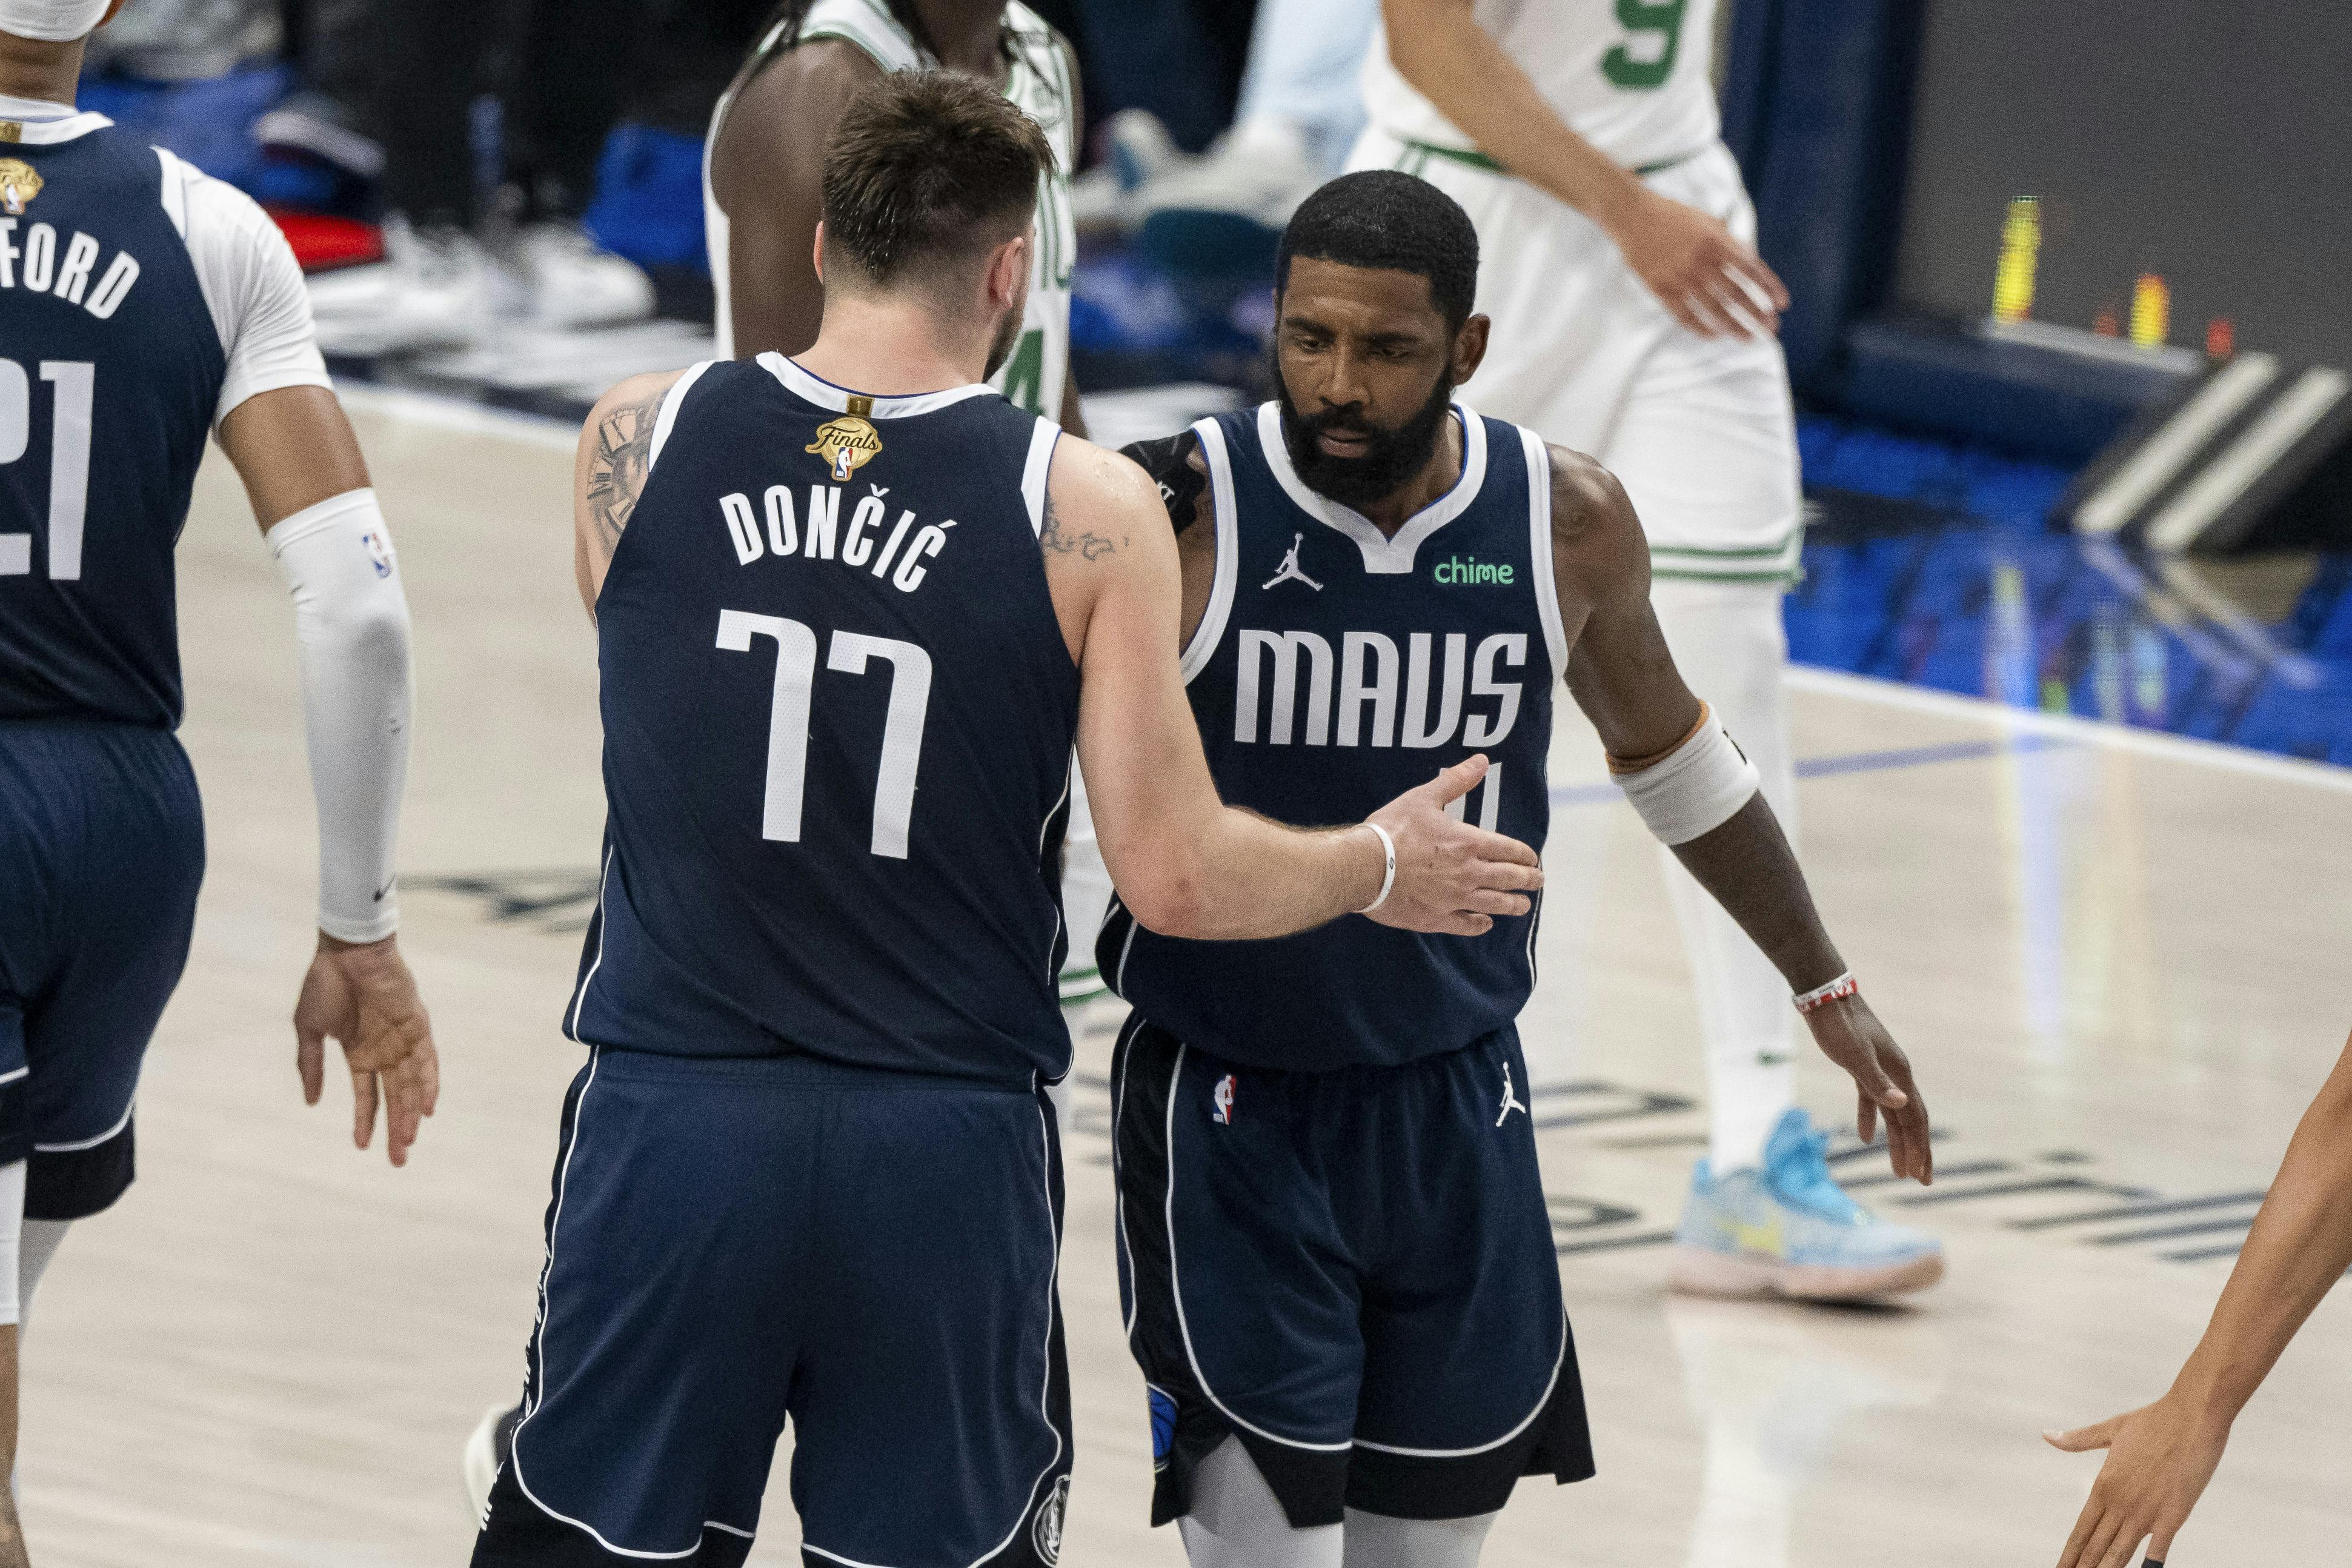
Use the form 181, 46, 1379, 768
1362, 0, 1721, 173
704, 0, 1078, 419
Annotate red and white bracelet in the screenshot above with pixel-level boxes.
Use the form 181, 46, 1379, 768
1792, 971, 1859, 1014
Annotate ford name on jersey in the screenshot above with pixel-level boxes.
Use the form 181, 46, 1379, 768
0, 216, 141, 317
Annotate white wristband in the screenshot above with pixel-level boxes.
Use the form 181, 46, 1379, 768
1357, 822, 1398, 914
1793, 971, 1859, 1013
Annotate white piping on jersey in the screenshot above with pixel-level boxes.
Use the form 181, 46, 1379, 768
1179, 417, 1241, 684
0, 1066, 25, 1087
645, 360, 714, 475
154, 145, 190, 237
1521, 428, 1572, 680
1163, 1043, 1355, 1454
1254, 400, 1490, 574
0, 105, 110, 144
805, 1092, 1069, 1568
1021, 417, 1060, 539
758, 352, 994, 419
563, 847, 614, 1041
1111, 1015, 1142, 1340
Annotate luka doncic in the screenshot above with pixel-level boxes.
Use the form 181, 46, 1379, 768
473, 73, 1543, 1568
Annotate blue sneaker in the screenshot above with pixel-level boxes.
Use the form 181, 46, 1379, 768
1669, 1109, 1945, 1300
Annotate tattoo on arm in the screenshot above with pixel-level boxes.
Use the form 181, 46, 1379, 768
1039, 491, 1128, 560
585, 389, 666, 550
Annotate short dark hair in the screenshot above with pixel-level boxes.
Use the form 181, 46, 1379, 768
1275, 171, 1480, 330
821, 71, 1052, 293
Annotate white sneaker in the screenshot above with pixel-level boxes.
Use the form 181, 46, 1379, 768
463, 1401, 521, 1522
1134, 116, 1323, 233
1069, 108, 1180, 233
307, 215, 492, 356
502, 222, 656, 332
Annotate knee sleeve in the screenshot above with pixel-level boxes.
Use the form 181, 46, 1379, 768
1178, 1438, 1343, 1568
1341, 1507, 1500, 1568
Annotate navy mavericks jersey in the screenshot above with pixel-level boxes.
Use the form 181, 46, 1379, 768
1, 120, 227, 729
566, 354, 1083, 1085
1103, 403, 1569, 1072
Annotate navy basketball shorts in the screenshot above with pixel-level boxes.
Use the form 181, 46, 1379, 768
0, 720, 204, 1220
473, 1048, 1076, 1568
1111, 1016, 1594, 1529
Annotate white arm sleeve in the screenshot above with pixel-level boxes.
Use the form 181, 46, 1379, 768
0, 1158, 22, 1328
267, 490, 414, 943
158, 147, 333, 428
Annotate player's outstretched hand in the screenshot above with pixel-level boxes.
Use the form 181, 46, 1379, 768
1363, 756, 1543, 937
1802, 992, 1932, 1183
1606, 186, 1789, 341
294, 932, 442, 1168
2046, 1392, 2228, 1568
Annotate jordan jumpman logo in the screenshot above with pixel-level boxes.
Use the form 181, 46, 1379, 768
1496, 1061, 1529, 1126
1261, 533, 1324, 591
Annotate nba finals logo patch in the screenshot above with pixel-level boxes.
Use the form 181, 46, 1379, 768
806, 415, 882, 483
1211, 1074, 1236, 1125
1031, 1475, 1071, 1566
0, 159, 43, 217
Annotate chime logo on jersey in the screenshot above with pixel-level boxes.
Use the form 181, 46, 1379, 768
1434, 553, 1514, 586
1211, 1074, 1236, 1125
0, 158, 43, 216
806, 414, 882, 482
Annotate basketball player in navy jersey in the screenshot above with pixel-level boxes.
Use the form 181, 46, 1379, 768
470, 75, 1541, 1568
1102, 171, 1934, 1566
0, 1, 439, 1555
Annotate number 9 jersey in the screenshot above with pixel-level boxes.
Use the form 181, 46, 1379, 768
1359, 0, 1724, 174
564, 354, 1083, 1087
0, 103, 331, 728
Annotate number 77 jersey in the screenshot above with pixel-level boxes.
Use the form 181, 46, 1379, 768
567, 354, 1083, 1086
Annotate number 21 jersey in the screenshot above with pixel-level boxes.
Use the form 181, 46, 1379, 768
566, 354, 1081, 1086
0, 102, 331, 728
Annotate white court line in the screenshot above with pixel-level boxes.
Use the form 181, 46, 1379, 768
1787, 666, 2352, 796
334, 383, 580, 451
342, 383, 2352, 799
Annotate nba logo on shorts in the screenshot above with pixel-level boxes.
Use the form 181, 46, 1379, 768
1211, 1074, 1236, 1125
360, 531, 394, 579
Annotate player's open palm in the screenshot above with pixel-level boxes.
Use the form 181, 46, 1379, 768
1364, 755, 1544, 937
2047, 1392, 2229, 1568
1802, 993, 1932, 1182
294, 934, 442, 1168
1609, 186, 1789, 340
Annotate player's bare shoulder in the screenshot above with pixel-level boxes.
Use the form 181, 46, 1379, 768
1041, 435, 1159, 565
709, 36, 886, 200
1545, 441, 1650, 611
574, 370, 689, 613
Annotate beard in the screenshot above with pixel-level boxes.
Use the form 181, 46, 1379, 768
1274, 362, 1457, 511
984, 302, 1025, 381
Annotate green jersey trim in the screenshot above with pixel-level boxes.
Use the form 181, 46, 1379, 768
1403, 139, 1712, 181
